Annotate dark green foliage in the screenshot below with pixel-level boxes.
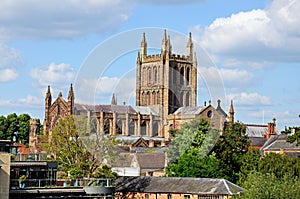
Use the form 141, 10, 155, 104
18, 114, 31, 143
166, 151, 222, 178
238, 149, 261, 184
213, 122, 250, 183
166, 118, 221, 178
0, 115, 8, 139
284, 126, 300, 145
237, 152, 300, 198
0, 113, 31, 144
258, 153, 300, 179
236, 172, 300, 199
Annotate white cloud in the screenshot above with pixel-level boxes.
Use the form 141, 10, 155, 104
0, 43, 23, 68
198, 0, 300, 63
75, 76, 136, 105
0, 0, 133, 41
0, 95, 42, 108
0, 68, 18, 82
199, 67, 255, 91
30, 62, 76, 86
132, 0, 204, 5
227, 92, 273, 106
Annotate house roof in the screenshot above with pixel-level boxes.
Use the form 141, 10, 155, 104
135, 153, 165, 169
248, 137, 268, 147
113, 176, 244, 195
245, 125, 268, 137
260, 134, 300, 155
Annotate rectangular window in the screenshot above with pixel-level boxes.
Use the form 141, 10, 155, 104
145, 194, 149, 199
184, 195, 190, 199
168, 194, 172, 199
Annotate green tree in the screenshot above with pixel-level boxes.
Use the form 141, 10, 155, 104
238, 149, 260, 184
166, 151, 222, 178
236, 172, 300, 199
0, 115, 8, 139
167, 118, 219, 163
213, 122, 250, 183
46, 115, 118, 178
166, 118, 221, 178
6, 113, 19, 140
258, 153, 300, 179
17, 114, 31, 144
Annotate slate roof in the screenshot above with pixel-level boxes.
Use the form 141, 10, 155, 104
74, 104, 158, 115
245, 125, 268, 137
113, 177, 244, 195
248, 137, 268, 147
173, 106, 205, 115
260, 134, 300, 156
135, 153, 166, 169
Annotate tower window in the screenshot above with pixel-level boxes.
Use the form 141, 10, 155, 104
148, 68, 151, 84
180, 67, 184, 85
154, 67, 157, 83
186, 67, 190, 85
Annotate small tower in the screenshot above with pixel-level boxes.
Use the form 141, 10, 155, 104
44, 85, 52, 135
140, 32, 147, 59
187, 32, 193, 62
229, 100, 235, 123
68, 84, 74, 115
111, 93, 117, 105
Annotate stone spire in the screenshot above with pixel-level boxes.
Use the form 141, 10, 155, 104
111, 93, 117, 105
140, 32, 147, 58
161, 29, 168, 54
45, 85, 52, 102
44, 85, 52, 136
229, 100, 235, 123
187, 32, 193, 61
68, 84, 74, 115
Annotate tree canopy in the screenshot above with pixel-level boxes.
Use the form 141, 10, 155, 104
0, 113, 31, 144
213, 122, 250, 183
166, 118, 221, 178
45, 115, 118, 179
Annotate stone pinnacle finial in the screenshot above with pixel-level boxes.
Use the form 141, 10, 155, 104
111, 93, 117, 105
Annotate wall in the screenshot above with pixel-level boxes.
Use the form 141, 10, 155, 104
0, 153, 11, 199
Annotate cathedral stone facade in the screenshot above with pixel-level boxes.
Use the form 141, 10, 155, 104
42, 31, 232, 146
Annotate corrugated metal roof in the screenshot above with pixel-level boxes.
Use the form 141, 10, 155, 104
113, 177, 244, 195
173, 106, 204, 115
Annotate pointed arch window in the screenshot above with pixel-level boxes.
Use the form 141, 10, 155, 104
148, 68, 151, 84
154, 67, 158, 84
186, 67, 190, 85
180, 67, 184, 85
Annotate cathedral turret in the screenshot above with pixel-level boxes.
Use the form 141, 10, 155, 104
229, 100, 235, 123
161, 29, 168, 54
187, 32, 193, 62
44, 85, 52, 135
68, 84, 74, 115
45, 85, 52, 119
111, 93, 117, 105
140, 32, 147, 59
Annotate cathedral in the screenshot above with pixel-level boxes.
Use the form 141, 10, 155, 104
41, 30, 233, 147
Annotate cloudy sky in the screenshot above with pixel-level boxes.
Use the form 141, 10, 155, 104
0, 0, 299, 130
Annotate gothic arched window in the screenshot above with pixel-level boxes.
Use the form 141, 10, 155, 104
180, 67, 184, 85
154, 67, 157, 84
186, 67, 190, 85
148, 68, 151, 84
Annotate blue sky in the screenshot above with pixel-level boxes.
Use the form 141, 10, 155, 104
0, 0, 299, 131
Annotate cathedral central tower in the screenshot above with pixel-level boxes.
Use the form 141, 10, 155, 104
136, 30, 197, 118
